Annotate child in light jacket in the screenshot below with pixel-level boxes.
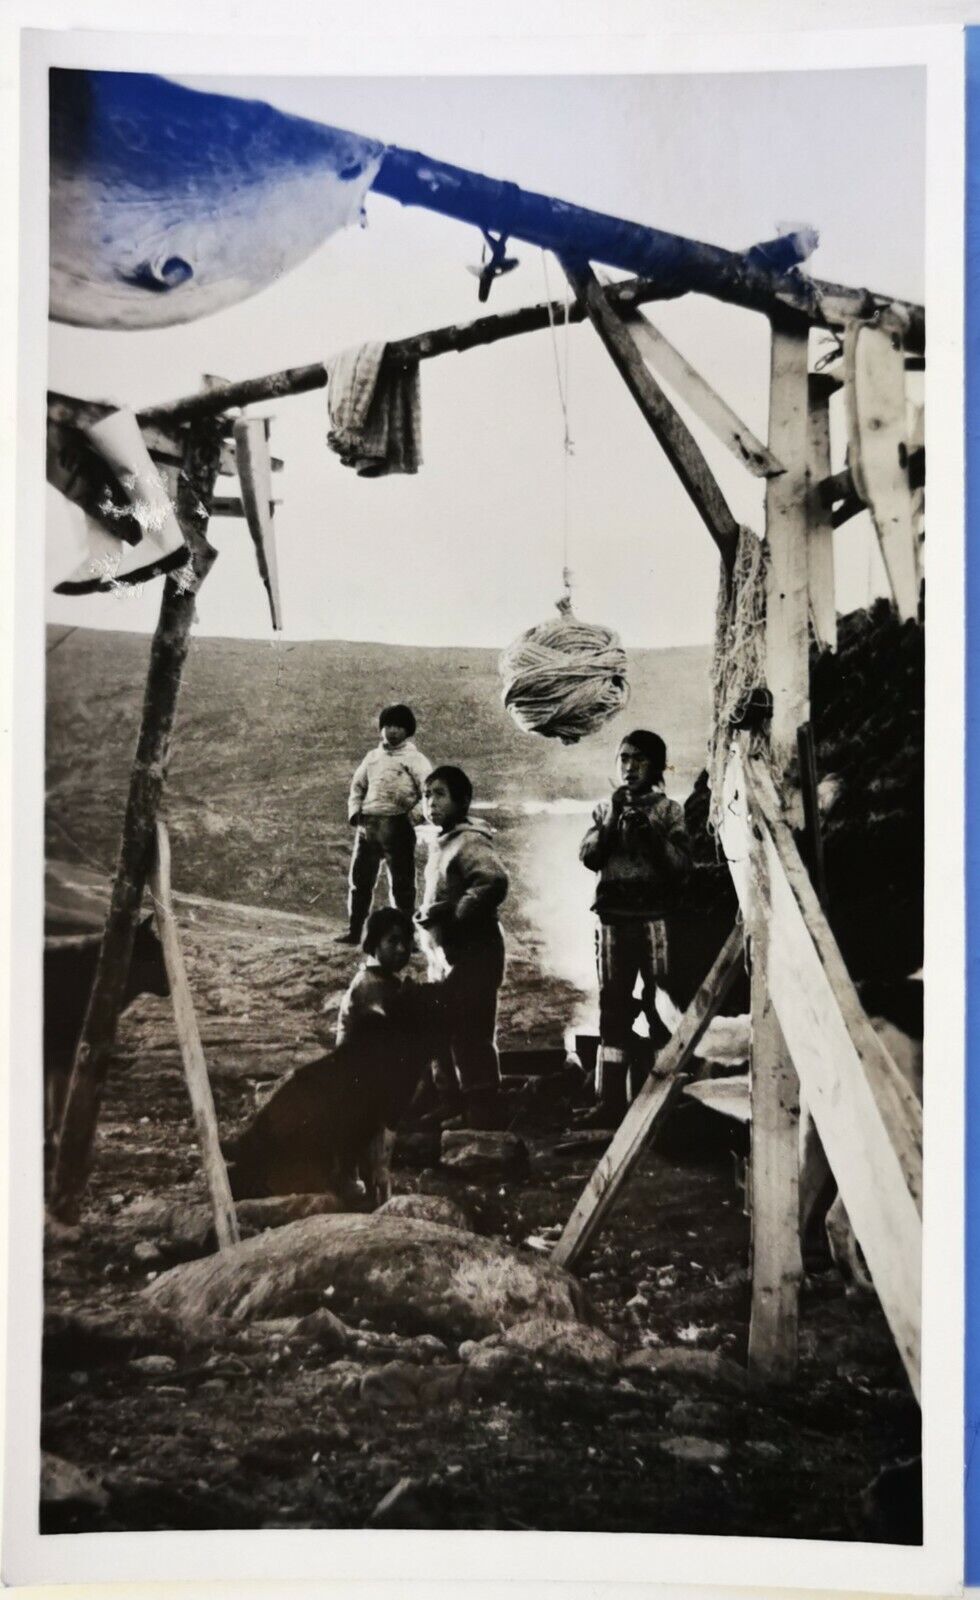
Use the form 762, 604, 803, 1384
579, 729, 691, 1124
338, 703, 432, 945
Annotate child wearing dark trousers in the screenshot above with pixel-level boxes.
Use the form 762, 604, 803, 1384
579, 729, 691, 1124
338, 704, 432, 945
416, 765, 509, 1130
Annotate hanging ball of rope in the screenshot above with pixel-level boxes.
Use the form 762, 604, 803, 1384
499, 597, 630, 745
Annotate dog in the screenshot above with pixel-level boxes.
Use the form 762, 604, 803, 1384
223, 984, 442, 1208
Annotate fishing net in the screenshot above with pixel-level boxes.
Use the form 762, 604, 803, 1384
707, 525, 769, 828
499, 597, 630, 745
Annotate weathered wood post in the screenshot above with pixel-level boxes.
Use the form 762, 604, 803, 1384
50, 418, 224, 1224
746, 312, 810, 1382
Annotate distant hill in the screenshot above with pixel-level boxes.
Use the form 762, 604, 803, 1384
46, 625, 712, 917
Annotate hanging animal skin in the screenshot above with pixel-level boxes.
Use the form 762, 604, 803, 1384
50, 71, 384, 330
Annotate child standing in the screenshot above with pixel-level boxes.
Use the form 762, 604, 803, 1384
579, 729, 691, 1124
416, 765, 509, 1128
337, 704, 432, 946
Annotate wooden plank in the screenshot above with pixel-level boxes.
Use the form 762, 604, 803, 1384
562, 259, 740, 571
764, 316, 812, 816
719, 748, 921, 1397
233, 417, 284, 632
747, 816, 801, 1384
149, 822, 240, 1251
844, 322, 919, 621
552, 924, 745, 1270
616, 309, 784, 478
50, 421, 224, 1224
806, 376, 837, 652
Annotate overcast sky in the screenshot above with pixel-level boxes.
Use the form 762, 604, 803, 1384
45, 66, 925, 649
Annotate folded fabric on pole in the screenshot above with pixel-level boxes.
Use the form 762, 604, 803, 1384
55, 406, 189, 594
326, 342, 421, 477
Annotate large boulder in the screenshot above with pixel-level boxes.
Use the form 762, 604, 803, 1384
143, 1214, 590, 1341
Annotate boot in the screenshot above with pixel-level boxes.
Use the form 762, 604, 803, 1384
574, 1053, 627, 1127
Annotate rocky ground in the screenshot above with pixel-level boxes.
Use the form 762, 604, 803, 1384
42, 883, 920, 1541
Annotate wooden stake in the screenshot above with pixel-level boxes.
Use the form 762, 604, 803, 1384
149, 821, 240, 1251
552, 924, 745, 1271
562, 259, 740, 571
50, 419, 224, 1224
806, 374, 837, 652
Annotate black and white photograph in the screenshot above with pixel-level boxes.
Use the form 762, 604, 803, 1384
2, 14, 967, 1593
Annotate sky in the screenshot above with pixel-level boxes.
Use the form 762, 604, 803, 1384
45, 66, 926, 649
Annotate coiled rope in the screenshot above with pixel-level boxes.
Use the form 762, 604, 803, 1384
500, 596, 630, 745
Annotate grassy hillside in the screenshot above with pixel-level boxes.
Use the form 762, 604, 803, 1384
46, 626, 712, 920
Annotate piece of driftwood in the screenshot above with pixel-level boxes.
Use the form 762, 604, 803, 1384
552, 924, 745, 1271
720, 747, 921, 1398
806, 376, 837, 652
149, 821, 240, 1250
561, 258, 740, 571
372, 144, 925, 351
610, 305, 784, 478
50, 420, 224, 1224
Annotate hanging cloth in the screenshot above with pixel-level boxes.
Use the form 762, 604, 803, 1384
54, 407, 188, 595
233, 416, 284, 631
325, 343, 422, 477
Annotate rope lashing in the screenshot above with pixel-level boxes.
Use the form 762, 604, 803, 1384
499, 596, 630, 745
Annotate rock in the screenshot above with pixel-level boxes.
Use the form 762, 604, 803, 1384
463, 1344, 529, 1379
440, 1131, 530, 1178
667, 1399, 729, 1433
622, 1347, 750, 1392
143, 1214, 589, 1341
660, 1436, 730, 1464
376, 1193, 471, 1230
745, 1439, 782, 1461
120, 1192, 345, 1259
360, 1361, 466, 1409
43, 1302, 201, 1367
393, 1131, 442, 1167
293, 1307, 352, 1353
130, 1353, 178, 1376
133, 1240, 163, 1265
40, 1453, 109, 1510
367, 1475, 424, 1528
466, 1317, 619, 1376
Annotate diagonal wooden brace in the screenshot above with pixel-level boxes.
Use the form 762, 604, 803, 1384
552, 923, 746, 1271
561, 258, 740, 573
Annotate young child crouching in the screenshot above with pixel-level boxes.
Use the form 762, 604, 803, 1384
415, 765, 509, 1130
579, 729, 691, 1124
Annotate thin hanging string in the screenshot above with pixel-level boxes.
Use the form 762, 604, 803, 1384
541, 250, 575, 604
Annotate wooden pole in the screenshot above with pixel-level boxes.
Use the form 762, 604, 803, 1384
806, 374, 837, 653
553, 924, 745, 1271
561, 259, 740, 571
746, 817, 802, 1384
49, 419, 224, 1223
372, 145, 925, 352
743, 313, 811, 1383
149, 821, 240, 1251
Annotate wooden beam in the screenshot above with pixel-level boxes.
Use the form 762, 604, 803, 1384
561, 259, 740, 571
844, 322, 920, 622
612, 307, 784, 478
211, 496, 280, 520
719, 747, 921, 1397
373, 144, 925, 351
806, 375, 837, 652
552, 924, 745, 1270
132, 275, 682, 427
149, 822, 240, 1252
746, 814, 802, 1384
764, 315, 812, 820
49, 420, 224, 1224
